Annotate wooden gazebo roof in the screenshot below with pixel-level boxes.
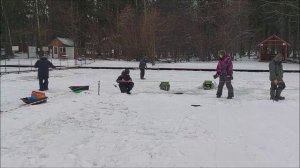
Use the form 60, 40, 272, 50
257, 34, 290, 62
258, 34, 290, 46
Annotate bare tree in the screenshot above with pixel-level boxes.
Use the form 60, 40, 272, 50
1, 0, 13, 57
117, 5, 141, 60
141, 8, 161, 64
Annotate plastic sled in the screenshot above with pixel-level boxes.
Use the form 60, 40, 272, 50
69, 86, 89, 93
21, 97, 48, 105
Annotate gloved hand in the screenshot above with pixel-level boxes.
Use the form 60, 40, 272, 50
227, 75, 233, 80
213, 74, 219, 79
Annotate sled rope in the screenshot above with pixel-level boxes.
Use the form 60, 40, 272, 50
1, 89, 81, 113
1, 105, 29, 113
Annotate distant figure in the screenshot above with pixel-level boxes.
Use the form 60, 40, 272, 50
116, 69, 134, 94
269, 53, 285, 101
139, 58, 147, 79
213, 50, 234, 99
34, 56, 56, 91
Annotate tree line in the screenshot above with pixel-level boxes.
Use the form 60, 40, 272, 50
1, 0, 299, 63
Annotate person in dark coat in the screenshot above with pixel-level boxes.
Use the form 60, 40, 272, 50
34, 56, 56, 91
269, 53, 285, 101
116, 69, 134, 94
213, 50, 234, 99
139, 58, 147, 79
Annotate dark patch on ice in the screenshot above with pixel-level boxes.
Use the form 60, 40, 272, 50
173, 92, 184, 94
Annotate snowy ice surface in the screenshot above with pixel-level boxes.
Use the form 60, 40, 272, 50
1, 62, 299, 167
1, 58, 300, 73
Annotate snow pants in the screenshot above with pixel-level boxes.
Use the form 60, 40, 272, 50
140, 69, 145, 79
39, 77, 49, 91
270, 81, 285, 98
119, 82, 134, 93
216, 75, 234, 98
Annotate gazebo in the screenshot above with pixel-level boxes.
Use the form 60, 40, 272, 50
257, 34, 290, 62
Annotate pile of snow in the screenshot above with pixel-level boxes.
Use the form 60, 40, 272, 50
1, 62, 299, 167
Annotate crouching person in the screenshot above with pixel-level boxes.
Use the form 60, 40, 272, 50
269, 53, 286, 101
116, 69, 134, 94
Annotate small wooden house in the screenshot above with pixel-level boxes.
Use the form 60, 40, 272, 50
257, 35, 290, 62
49, 37, 74, 59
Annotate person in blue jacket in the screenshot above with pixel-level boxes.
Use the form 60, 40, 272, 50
139, 58, 147, 79
34, 56, 56, 91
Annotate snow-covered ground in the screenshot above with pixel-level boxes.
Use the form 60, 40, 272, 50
83, 60, 300, 70
1, 62, 299, 167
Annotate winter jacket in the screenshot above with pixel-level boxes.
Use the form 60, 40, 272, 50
216, 55, 233, 77
34, 57, 55, 78
116, 71, 133, 83
139, 59, 147, 69
269, 54, 283, 81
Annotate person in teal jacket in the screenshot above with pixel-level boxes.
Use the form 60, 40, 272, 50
269, 53, 286, 101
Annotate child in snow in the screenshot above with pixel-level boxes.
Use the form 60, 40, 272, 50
139, 57, 147, 79
34, 56, 56, 91
213, 50, 234, 99
269, 53, 285, 101
116, 69, 134, 94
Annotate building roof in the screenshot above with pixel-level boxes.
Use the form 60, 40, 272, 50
258, 34, 290, 46
56, 37, 74, 47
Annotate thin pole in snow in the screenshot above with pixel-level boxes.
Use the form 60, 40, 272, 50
18, 59, 20, 73
98, 81, 100, 96
4, 58, 7, 73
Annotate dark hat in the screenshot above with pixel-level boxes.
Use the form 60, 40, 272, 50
40, 56, 48, 60
124, 68, 130, 74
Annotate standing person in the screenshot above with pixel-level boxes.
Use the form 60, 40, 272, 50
116, 69, 134, 94
139, 57, 147, 79
34, 56, 56, 91
269, 53, 285, 101
213, 50, 234, 99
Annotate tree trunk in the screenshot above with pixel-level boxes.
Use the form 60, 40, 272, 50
297, 0, 300, 58
35, 0, 42, 57
1, 0, 13, 57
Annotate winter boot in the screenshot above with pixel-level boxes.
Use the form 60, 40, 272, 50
270, 96, 279, 101
275, 89, 285, 100
270, 88, 276, 100
227, 92, 234, 99
277, 96, 285, 100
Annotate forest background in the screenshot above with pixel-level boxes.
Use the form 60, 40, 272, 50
1, 0, 299, 63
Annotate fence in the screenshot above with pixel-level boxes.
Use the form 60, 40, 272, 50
0, 57, 95, 74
